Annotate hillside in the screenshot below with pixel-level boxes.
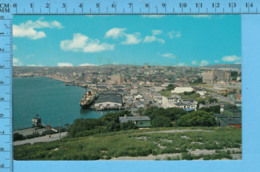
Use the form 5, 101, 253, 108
14, 127, 241, 160
202, 64, 241, 69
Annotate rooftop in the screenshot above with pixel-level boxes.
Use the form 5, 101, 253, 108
95, 93, 122, 104
220, 118, 241, 125
119, 116, 151, 123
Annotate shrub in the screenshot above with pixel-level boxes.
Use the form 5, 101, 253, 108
176, 110, 216, 127
152, 116, 171, 128
106, 121, 120, 132
13, 133, 25, 141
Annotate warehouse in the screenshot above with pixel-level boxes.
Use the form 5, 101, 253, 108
94, 93, 123, 110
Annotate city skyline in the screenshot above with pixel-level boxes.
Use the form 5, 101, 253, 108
13, 15, 241, 67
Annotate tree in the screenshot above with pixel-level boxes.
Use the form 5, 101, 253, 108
143, 107, 186, 123
68, 118, 103, 137
120, 121, 137, 130
164, 108, 187, 121
200, 105, 220, 113
208, 97, 218, 103
166, 84, 175, 91
151, 116, 171, 128
101, 111, 130, 125
13, 133, 25, 141
176, 110, 216, 127
106, 121, 120, 132
198, 99, 206, 105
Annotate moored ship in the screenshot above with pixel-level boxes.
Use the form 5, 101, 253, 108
80, 90, 97, 109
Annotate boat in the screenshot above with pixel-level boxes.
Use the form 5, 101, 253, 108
80, 90, 97, 109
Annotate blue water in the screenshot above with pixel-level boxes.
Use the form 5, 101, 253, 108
13, 77, 110, 130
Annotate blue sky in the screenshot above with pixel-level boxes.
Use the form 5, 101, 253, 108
13, 15, 241, 67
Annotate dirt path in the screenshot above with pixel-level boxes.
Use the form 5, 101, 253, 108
13, 132, 67, 146
142, 129, 212, 134
110, 153, 182, 160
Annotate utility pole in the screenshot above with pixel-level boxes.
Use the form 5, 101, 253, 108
59, 118, 61, 141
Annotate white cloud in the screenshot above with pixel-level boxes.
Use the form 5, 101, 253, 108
177, 63, 186, 66
144, 35, 165, 43
58, 63, 73, 67
192, 60, 198, 65
122, 33, 142, 45
142, 15, 165, 18
27, 54, 35, 59
214, 60, 220, 63
60, 33, 114, 53
158, 53, 176, 59
200, 60, 209, 66
13, 58, 22, 66
27, 64, 43, 67
222, 55, 241, 62
105, 28, 141, 45
144, 30, 165, 44
105, 28, 126, 39
79, 63, 97, 66
13, 19, 63, 40
168, 31, 181, 39
152, 30, 162, 35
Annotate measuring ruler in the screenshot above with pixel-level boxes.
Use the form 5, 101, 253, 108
0, 0, 258, 171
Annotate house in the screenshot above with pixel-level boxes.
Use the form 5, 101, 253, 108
161, 95, 181, 108
174, 101, 197, 111
219, 118, 241, 128
134, 101, 145, 108
131, 108, 138, 116
119, 115, 151, 128
134, 94, 143, 101
199, 103, 220, 109
214, 113, 241, 128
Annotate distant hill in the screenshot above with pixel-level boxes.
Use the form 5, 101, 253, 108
202, 64, 241, 69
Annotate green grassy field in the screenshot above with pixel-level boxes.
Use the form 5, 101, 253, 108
14, 127, 241, 160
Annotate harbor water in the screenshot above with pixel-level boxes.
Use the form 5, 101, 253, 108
13, 77, 111, 130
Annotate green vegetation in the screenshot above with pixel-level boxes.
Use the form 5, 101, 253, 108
14, 106, 241, 160
151, 116, 171, 128
200, 105, 221, 113
166, 84, 175, 91
143, 107, 187, 121
158, 84, 175, 97
68, 110, 132, 137
14, 127, 241, 160
176, 111, 216, 127
13, 133, 25, 141
178, 91, 200, 100
230, 71, 240, 81
159, 90, 172, 97
68, 107, 217, 137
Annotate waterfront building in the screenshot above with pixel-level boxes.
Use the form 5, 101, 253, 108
94, 93, 123, 109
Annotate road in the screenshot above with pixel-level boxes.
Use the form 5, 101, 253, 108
13, 132, 67, 146
207, 92, 235, 104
